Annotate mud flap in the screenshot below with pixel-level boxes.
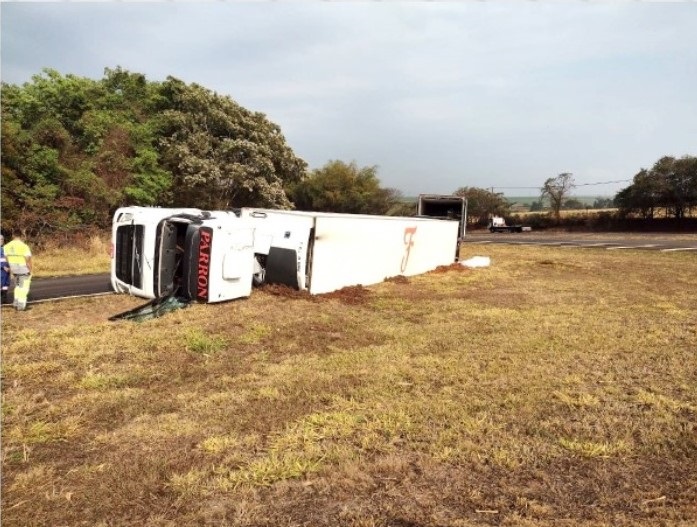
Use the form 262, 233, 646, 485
109, 294, 190, 322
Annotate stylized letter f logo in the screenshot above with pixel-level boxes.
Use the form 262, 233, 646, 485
401, 227, 417, 273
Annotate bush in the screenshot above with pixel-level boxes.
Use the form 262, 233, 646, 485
507, 210, 697, 232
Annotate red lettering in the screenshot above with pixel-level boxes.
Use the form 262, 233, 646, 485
401, 226, 417, 272
199, 230, 212, 248
197, 274, 208, 298
196, 227, 213, 301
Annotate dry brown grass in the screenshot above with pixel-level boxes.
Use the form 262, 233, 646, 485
2, 244, 696, 526
31, 234, 111, 277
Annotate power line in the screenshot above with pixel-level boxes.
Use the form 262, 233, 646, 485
490, 179, 633, 191
575, 179, 632, 187
490, 186, 539, 190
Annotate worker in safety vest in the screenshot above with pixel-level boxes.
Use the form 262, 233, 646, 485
0, 234, 11, 304
4, 230, 33, 311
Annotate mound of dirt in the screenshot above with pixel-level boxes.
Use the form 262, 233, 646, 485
430, 263, 470, 274
259, 284, 313, 300
259, 283, 371, 305
384, 275, 410, 284
319, 285, 372, 305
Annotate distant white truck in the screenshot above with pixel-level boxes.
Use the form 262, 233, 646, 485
111, 206, 461, 303
488, 215, 525, 233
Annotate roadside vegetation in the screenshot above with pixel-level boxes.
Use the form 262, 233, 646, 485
31, 234, 110, 277
0, 69, 402, 240
3, 68, 695, 245
2, 244, 696, 526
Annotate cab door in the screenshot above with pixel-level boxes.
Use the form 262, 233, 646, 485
181, 218, 255, 303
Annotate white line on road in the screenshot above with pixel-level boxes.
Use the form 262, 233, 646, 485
606, 246, 634, 250
27, 292, 115, 305
660, 247, 697, 253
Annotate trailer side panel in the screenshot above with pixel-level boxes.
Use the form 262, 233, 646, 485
309, 215, 459, 295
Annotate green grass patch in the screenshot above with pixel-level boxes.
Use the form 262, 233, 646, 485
184, 328, 227, 354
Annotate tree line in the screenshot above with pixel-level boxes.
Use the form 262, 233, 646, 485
532, 159, 697, 224
1, 68, 410, 239
1, 68, 309, 237
615, 156, 697, 219
2, 68, 695, 239
459, 157, 697, 227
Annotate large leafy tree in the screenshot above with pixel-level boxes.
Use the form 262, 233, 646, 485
615, 156, 697, 219
1, 68, 171, 235
541, 172, 575, 223
658, 156, 697, 219
90, 68, 172, 207
615, 168, 667, 219
290, 160, 399, 215
2, 71, 110, 235
454, 187, 509, 225
155, 77, 306, 209
1, 68, 307, 237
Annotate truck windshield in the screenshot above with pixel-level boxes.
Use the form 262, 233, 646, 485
155, 219, 192, 298
115, 224, 144, 289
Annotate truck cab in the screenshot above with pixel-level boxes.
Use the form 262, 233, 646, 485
111, 207, 256, 303
488, 216, 523, 233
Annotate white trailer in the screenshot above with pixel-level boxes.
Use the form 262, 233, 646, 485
241, 208, 460, 295
416, 194, 467, 240
111, 206, 460, 303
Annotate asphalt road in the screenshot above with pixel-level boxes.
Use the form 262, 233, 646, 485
462, 232, 697, 251
2, 232, 695, 306
3, 273, 113, 306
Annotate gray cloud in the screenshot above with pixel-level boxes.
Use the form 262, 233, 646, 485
2, 2, 696, 196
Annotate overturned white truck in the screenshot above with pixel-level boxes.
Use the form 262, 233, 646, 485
111, 206, 462, 304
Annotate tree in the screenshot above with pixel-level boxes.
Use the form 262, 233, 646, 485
156, 77, 306, 209
615, 168, 667, 219
1, 72, 103, 236
529, 200, 544, 212
563, 198, 585, 210
1, 68, 172, 235
454, 187, 509, 225
1, 68, 307, 237
290, 160, 398, 214
541, 173, 575, 223
615, 156, 697, 219
592, 197, 614, 209
663, 156, 697, 219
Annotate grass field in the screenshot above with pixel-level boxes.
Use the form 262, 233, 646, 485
31, 235, 111, 277
2, 244, 696, 526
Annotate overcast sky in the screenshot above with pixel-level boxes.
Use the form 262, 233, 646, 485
2, 2, 696, 197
